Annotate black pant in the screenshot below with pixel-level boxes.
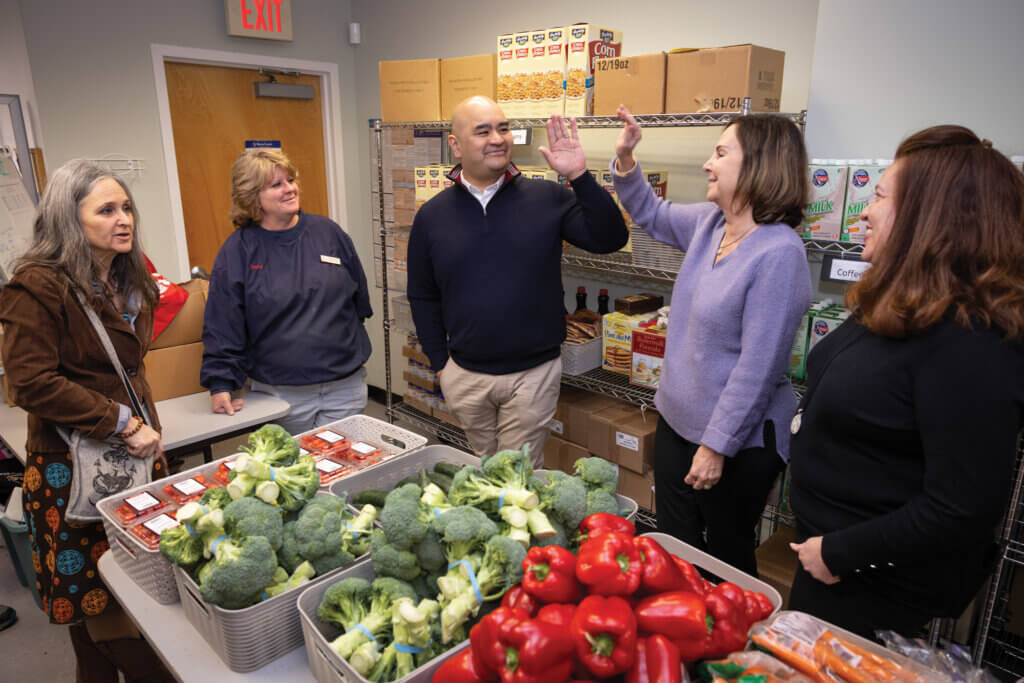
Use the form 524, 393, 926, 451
788, 564, 932, 641
653, 417, 785, 577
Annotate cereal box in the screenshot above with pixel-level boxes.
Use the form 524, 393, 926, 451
630, 327, 666, 388
530, 26, 567, 117
565, 24, 623, 117
414, 166, 430, 213
803, 161, 848, 241
427, 165, 444, 199
841, 160, 889, 244
497, 33, 517, 114
602, 312, 651, 375
511, 30, 532, 117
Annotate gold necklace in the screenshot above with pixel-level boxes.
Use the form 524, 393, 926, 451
716, 224, 759, 254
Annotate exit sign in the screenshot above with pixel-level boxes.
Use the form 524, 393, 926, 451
225, 0, 293, 41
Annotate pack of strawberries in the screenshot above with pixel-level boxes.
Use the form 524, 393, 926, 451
432, 513, 776, 683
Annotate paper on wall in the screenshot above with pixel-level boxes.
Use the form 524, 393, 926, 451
0, 151, 35, 282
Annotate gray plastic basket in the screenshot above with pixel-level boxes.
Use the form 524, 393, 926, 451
331, 444, 638, 523
298, 558, 470, 683
294, 414, 428, 488
561, 337, 602, 376
175, 550, 369, 672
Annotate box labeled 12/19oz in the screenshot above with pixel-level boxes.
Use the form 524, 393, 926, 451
593, 52, 666, 116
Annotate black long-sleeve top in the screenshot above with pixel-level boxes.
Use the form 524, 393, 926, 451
789, 316, 1024, 616
406, 167, 628, 374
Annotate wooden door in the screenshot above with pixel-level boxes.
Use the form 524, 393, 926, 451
165, 62, 328, 273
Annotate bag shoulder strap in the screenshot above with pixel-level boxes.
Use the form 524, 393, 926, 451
72, 288, 151, 426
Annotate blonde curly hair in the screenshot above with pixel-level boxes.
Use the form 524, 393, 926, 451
229, 148, 300, 227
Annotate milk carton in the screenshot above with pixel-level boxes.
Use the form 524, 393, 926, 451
788, 300, 830, 380
808, 306, 850, 351
842, 160, 890, 244
804, 160, 848, 241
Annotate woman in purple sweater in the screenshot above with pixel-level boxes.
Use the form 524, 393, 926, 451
612, 106, 812, 575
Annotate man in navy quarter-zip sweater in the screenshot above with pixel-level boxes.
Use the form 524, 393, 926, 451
407, 96, 628, 466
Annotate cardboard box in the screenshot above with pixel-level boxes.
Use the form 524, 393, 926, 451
401, 344, 434, 368
402, 389, 433, 416
564, 393, 620, 446
617, 467, 654, 510
593, 52, 666, 115
614, 293, 663, 316
543, 435, 590, 475
666, 44, 784, 113
548, 387, 585, 438
589, 404, 658, 473
565, 24, 623, 117
441, 54, 497, 120
379, 58, 441, 122
755, 526, 799, 608
403, 369, 440, 393
434, 406, 461, 427
151, 279, 209, 350
143, 342, 204, 402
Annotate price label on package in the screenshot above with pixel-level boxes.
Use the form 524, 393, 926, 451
351, 442, 377, 455
173, 478, 206, 496
316, 430, 345, 444
126, 492, 160, 512
143, 514, 180, 535
316, 459, 344, 474
615, 432, 640, 452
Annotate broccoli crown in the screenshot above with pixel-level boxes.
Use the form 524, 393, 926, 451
481, 534, 527, 590
276, 520, 304, 574
223, 496, 285, 550
159, 524, 204, 568
481, 448, 532, 487
370, 529, 421, 581
585, 488, 621, 517
200, 487, 233, 510
431, 506, 499, 560
533, 517, 570, 549
414, 528, 447, 573
244, 423, 299, 466
309, 547, 356, 576
541, 473, 588, 531
273, 455, 321, 511
379, 483, 428, 549
199, 535, 278, 609
575, 457, 619, 493
371, 576, 418, 611
449, 465, 539, 510
294, 496, 346, 561
318, 577, 370, 629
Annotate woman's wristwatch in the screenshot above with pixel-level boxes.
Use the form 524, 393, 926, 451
119, 416, 144, 439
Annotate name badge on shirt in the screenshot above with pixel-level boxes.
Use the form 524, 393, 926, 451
320, 254, 341, 265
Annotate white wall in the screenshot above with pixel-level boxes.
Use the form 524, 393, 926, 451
805, 0, 1024, 159
0, 0, 42, 148
17, 0, 359, 280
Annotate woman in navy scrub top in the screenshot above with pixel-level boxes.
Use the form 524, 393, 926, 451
200, 148, 372, 434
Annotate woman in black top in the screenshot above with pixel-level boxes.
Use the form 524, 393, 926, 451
787, 125, 1024, 639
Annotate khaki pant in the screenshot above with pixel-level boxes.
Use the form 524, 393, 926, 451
440, 357, 561, 467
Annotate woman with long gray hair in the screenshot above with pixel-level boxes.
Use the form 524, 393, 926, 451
0, 160, 173, 681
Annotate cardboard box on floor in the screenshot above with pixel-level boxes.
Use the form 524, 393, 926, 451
755, 525, 798, 608
548, 386, 587, 438
564, 393, 621, 446
543, 434, 590, 474
666, 44, 784, 113
589, 404, 658, 473
441, 54, 496, 120
593, 52, 666, 116
379, 58, 441, 122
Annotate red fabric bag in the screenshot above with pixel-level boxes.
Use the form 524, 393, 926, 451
144, 256, 189, 340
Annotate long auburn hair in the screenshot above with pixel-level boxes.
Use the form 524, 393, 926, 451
14, 159, 158, 310
847, 125, 1024, 340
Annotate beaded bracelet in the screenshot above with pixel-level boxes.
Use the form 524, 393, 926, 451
119, 416, 144, 439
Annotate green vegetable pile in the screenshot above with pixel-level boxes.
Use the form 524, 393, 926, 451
316, 444, 626, 679
158, 424, 374, 609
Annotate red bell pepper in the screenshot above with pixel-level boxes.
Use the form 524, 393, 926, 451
703, 582, 750, 659
501, 585, 540, 617
634, 591, 708, 642
570, 595, 637, 678
671, 556, 708, 597
576, 532, 642, 596
743, 589, 774, 625
633, 536, 687, 594
522, 546, 582, 603
431, 647, 497, 683
536, 603, 576, 629
626, 634, 682, 683
578, 512, 635, 541
470, 606, 575, 683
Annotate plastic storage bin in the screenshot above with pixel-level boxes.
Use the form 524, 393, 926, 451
298, 414, 427, 487
561, 337, 602, 376
298, 557, 470, 683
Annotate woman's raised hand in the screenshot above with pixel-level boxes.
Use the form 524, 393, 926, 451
614, 105, 643, 173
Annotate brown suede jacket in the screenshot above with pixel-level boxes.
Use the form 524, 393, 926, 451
0, 265, 161, 453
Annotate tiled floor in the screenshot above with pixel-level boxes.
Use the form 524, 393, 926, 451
0, 398, 401, 681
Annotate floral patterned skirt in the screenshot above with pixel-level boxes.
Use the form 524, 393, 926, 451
21, 450, 164, 625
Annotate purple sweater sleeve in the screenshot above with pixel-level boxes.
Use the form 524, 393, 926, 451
702, 244, 811, 456
611, 160, 713, 252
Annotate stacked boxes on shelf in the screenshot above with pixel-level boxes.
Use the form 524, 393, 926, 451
401, 334, 460, 426
803, 158, 891, 244
786, 300, 850, 380
545, 388, 657, 511
841, 159, 890, 243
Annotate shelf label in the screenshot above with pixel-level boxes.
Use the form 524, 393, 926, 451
616, 432, 640, 451
510, 128, 532, 145
821, 255, 869, 284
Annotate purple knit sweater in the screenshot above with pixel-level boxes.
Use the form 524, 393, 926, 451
613, 161, 812, 460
